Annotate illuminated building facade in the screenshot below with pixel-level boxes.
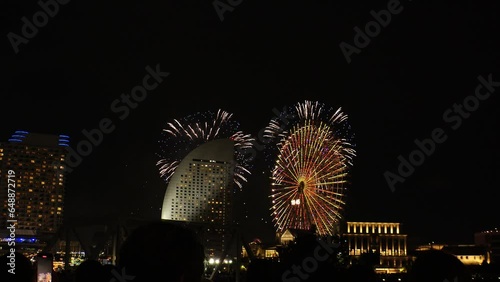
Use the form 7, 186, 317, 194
345, 222, 412, 273
161, 138, 235, 259
241, 239, 279, 260
415, 243, 490, 265
279, 228, 314, 245
475, 228, 500, 264
0, 131, 68, 236
443, 245, 489, 265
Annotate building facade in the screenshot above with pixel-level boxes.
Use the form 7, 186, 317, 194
161, 138, 236, 259
475, 228, 500, 264
0, 131, 68, 238
344, 221, 412, 273
241, 238, 279, 260
279, 228, 315, 246
415, 243, 490, 266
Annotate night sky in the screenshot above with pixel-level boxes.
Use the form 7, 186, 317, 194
1, 1, 499, 246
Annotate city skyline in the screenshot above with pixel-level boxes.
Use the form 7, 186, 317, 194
2, 1, 499, 247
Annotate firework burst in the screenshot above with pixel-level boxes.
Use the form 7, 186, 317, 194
156, 109, 254, 189
265, 100, 356, 236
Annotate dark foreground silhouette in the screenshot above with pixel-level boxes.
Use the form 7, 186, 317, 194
0, 252, 35, 282
74, 259, 107, 282
116, 220, 206, 282
407, 249, 471, 282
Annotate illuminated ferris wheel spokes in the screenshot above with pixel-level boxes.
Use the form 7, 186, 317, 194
268, 101, 356, 236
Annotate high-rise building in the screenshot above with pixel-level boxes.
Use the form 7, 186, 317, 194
0, 131, 69, 237
161, 138, 236, 260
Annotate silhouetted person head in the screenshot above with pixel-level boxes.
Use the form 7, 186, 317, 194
246, 259, 280, 282
74, 259, 107, 282
344, 264, 378, 282
102, 263, 118, 281
0, 252, 35, 282
117, 220, 205, 282
408, 250, 471, 282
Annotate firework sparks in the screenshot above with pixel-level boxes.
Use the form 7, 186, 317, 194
156, 109, 254, 189
266, 100, 356, 236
